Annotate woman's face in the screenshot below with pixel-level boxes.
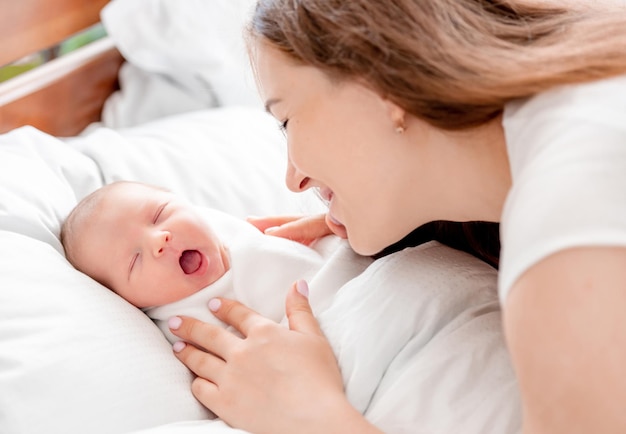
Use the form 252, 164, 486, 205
253, 40, 448, 255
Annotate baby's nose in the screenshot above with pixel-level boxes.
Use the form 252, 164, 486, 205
150, 230, 171, 257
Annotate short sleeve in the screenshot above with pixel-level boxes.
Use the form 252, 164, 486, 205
499, 74, 626, 302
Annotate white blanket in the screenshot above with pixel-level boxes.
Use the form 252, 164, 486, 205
137, 241, 522, 434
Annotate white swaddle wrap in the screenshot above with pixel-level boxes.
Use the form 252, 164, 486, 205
145, 207, 371, 343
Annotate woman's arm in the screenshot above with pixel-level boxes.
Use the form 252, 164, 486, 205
169, 281, 383, 434
504, 246, 626, 434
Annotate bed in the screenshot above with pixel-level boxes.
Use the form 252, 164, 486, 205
0, 1, 522, 433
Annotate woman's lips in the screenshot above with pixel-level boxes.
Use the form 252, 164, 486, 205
318, 187, 333, 203
322, 190, 347, 239
326, 213, 348, 239
327, 212, 342, 226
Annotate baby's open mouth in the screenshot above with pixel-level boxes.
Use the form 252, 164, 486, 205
179, 250, 202, 274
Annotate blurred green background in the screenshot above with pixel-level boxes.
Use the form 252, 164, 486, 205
0, 24, 106, 82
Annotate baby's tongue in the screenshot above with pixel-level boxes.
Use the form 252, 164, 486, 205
179, 250, 202, 274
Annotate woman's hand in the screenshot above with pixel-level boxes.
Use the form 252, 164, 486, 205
168, 280, 377, 434
246, 213, 344, 245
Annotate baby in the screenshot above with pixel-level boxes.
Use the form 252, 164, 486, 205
61, 180, 371, 342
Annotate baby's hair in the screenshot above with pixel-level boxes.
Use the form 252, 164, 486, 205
62, 183, 116, 268
61, 181, 167, 268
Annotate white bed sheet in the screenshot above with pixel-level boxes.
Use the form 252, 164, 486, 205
0, 107, 521, 433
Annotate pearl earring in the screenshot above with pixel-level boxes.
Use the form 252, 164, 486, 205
395, 125, 405, 134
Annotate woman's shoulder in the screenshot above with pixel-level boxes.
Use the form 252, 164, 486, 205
502, 73, 626, 174
504, 73, 626, 128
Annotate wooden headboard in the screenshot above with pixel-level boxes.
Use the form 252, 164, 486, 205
0, 0, 125, 136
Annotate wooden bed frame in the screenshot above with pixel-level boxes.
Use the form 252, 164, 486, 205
0, 0, 124, 136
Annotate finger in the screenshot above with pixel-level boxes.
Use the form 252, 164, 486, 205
266, 214, 331, 244
190, 376, 220, 414
208, 298, 271, 337
172, 340, 226, 383
285, 280, 325, 337
245, 215, 304, 233
169, 315, 238, 358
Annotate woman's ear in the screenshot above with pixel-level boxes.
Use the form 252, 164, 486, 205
385, 99, 407, 133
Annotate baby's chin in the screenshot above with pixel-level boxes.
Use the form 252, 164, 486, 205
208, 245, 231, 282
197, 271, 225, 290
199, 249, 230, 289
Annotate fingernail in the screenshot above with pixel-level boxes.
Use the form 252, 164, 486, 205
168, 316, 182, 330
208, 298, 222, 312
172, 341, 186, 353
296, 279, 309, 298
264, 226, 278, 234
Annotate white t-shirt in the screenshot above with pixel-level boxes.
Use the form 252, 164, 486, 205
499, 74, 626, 302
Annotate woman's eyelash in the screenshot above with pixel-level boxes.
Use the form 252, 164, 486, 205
278, 119, 289, 132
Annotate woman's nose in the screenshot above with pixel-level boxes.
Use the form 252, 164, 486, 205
285, 159, 311, 193
149, 230, 171, 257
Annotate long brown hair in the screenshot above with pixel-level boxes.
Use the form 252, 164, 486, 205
249, 0, 626, 129
248, 0, 626, 267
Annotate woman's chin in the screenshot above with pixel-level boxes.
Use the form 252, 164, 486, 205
326, 214, 348, 239
325, 214, 388, 256
349, 240, 380, 257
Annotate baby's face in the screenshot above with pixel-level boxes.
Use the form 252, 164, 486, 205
74, 183, 229, 308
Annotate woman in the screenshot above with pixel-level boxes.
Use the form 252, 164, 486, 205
167, 1, 626, 432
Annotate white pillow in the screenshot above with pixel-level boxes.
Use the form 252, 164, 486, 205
0, 129, 211, 434
69, 107, 323, 217
102, 62, 212, 129
0, 108, 323, 434
0, 232, 212, 434
0, 127, 100, 250
101, 0, 260, 127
